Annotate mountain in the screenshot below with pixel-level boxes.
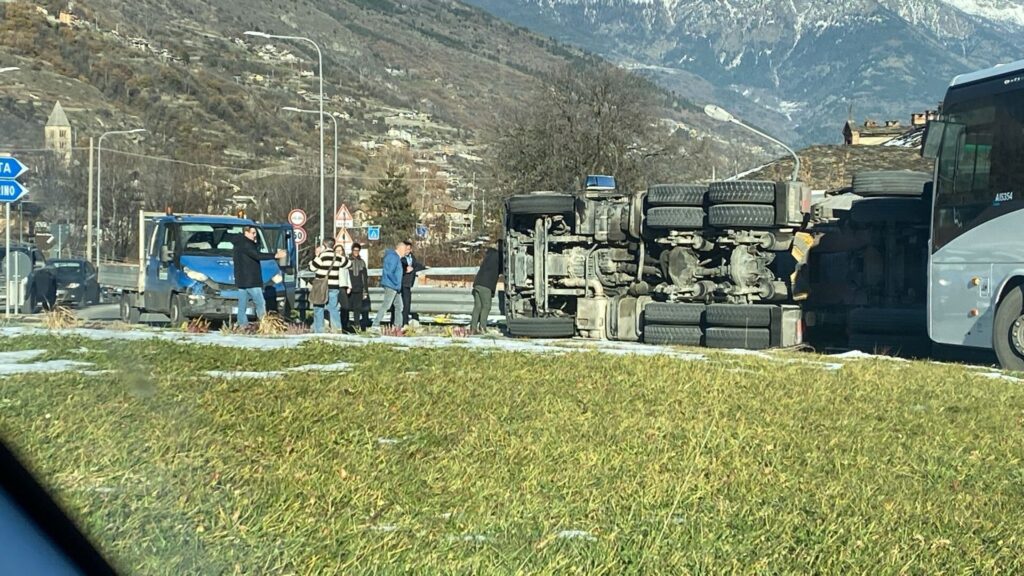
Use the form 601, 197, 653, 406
461, 0, 1024, 146
0, 0, 765, 193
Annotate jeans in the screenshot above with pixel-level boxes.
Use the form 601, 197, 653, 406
312, 289, 341, 333
471, 286, 492, 332
237, 287, 266, 327
372, 287, 404, 328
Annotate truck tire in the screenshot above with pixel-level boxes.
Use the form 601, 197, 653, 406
848, 333, 931, 359
849, 197, 928, 226
847, 307, 926, 335
644, 302, 705, 326
706, 327, 771, 350
120, 295, 141, 324
647, 184, 706, 207
708, 181, 776, 204
708, 204, 775, 228
506, 317, 575, 338
643, 325, 704, 346
506, 194, 575, 216
852, 171, 931, 197
706, 304, 773, 328
169, 294, 188, 327
993, 286, 1024, 371
645, 207, 704, 230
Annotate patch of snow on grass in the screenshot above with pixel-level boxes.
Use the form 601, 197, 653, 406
556, 530, 597, 542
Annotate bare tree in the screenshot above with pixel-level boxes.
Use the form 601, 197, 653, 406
488, 62, 684, 198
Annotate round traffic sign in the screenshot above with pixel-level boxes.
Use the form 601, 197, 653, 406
288, 208, 307, 227
293, 226, 307, 245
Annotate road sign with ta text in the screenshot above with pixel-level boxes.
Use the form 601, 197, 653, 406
0, 157, 28, 180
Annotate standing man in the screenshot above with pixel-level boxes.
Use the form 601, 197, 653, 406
371, 240, 409, 331
348, 242, 371, 331
397, 241, 426, 326
232, 225, 286, 328
471, 243, 502, 334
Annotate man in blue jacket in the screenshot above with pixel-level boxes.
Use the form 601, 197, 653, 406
371, 240, 411, 330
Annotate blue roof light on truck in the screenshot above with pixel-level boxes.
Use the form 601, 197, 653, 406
585, 175, 616, 191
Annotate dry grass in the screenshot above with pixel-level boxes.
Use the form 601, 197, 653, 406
184, 317, 211, 334
255, 313, 288, 336
42, 306, 79, 330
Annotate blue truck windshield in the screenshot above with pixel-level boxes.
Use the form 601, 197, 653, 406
179, 224, 267, 256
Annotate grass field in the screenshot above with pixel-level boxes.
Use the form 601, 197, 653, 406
2, 332, 1024, 574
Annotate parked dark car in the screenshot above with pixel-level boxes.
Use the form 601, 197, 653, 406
45, 259, 101, 307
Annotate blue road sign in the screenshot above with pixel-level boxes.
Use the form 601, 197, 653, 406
415, 224, 428, 239
367, 226, 381, 241
0, 157, 27, 180
0, 179, 27, 203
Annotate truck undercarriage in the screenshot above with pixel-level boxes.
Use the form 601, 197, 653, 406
504, 174, 932, 354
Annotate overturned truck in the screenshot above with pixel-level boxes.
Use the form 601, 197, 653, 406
503, 172, 932, 353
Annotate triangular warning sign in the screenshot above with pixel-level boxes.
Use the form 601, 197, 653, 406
335, 204, 354, 228
335, 227, 354, 245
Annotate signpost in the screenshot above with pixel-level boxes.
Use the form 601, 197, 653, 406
288, 208, 307, 228
367, 226, 381, 242
0, 156, 29, 316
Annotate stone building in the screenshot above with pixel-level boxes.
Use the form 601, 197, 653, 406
44, 102, 72, 165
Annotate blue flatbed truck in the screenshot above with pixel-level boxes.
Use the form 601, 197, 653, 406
104, 211, 298, 325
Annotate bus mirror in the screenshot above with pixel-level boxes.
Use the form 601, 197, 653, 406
922, 120, 945, 159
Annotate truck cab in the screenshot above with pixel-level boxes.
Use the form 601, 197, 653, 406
121, 213, 296, 325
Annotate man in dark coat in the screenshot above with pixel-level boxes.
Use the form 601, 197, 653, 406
232, 225, 285, 328
348, 243, 371, 330
470, 244, 502, 333
28, 267, 58, 313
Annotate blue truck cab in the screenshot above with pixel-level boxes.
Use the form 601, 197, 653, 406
118, 212, 297, 325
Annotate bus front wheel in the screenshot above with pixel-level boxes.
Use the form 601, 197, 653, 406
993, 286, 1024, 371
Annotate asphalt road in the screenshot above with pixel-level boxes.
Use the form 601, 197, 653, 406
77, 303, 168, 325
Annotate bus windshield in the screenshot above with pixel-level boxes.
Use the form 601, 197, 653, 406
933, 82, 1024, 250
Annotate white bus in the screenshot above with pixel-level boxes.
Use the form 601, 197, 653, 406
925, 59, 1024, 369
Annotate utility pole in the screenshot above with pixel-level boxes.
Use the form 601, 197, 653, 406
86, 137, 94, 262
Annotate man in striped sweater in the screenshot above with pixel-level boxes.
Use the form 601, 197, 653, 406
309, 239, 352, 333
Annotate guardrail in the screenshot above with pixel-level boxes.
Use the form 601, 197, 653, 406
366, 266, 478, 277
366, 286, 502, 318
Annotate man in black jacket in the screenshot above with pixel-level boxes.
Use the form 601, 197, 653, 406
27, 267, 57, 313
470, 244, 502, 334
348, 243, 370, 330
232, 225, 285, 328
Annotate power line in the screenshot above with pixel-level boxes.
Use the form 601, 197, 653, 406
0, 146, 500, 182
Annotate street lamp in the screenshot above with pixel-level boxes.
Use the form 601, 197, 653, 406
704, 104, 801, 182
282, 106, 338, 237
245, 30, 326, 241
96, 128, 146, 264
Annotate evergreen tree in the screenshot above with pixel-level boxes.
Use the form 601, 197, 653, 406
368, 164, 417, 246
